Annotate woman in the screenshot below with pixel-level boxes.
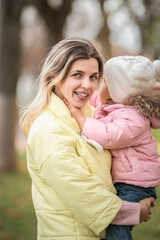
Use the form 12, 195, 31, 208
20, 37, 154, 240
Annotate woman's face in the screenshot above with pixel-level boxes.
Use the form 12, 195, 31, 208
55, 58, 99, 108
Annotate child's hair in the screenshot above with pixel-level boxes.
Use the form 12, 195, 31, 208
103, 56, 160, 103
19, 37, 104, 137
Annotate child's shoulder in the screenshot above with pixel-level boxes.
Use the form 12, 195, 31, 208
113, 104, 148, 124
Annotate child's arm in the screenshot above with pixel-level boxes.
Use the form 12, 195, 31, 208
64, 98, 144, 149
112, 197, 154, 225
82, 108, 147, 150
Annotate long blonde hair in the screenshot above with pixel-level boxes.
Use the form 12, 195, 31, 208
20, 37, 103, 137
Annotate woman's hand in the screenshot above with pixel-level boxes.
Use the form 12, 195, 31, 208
63, 99, 86, 130
139, 197, 155, 223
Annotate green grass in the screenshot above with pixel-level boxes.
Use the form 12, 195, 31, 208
152, 128, 160, 153
0, 154, 36, 240
0, 128, 160, 240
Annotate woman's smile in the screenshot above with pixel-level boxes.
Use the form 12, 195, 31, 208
74, 91, 89, 100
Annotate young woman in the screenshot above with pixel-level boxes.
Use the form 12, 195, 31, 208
20, 38, 154, 240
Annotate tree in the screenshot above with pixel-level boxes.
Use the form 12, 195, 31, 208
27, 0, 73, 46
0, 0, 74, 171
0, 0, 25, 171
122, 0, 160, 57
97, 0, 111, 60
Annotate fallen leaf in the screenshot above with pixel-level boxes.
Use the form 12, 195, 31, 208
0, 219, 4, 228
0, 231, 10, 239
13, 196, 27, 207
5, 208, 20, 217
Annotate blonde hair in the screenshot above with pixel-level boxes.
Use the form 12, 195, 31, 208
20, 37, 103, 137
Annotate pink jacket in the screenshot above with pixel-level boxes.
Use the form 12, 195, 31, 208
83, 91, 160, 188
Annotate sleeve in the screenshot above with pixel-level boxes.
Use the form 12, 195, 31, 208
30, 125, 122, 235
82, 116, 145, 149
111, 201, 140, 225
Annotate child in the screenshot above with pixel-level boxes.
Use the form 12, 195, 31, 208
65, 56, 160, 240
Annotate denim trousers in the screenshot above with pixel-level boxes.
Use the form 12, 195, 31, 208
105, 183, 157, 240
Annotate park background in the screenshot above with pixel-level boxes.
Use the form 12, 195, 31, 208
0, 0, 160, 239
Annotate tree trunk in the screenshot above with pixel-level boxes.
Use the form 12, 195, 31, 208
0, 94, 16, 170
28, 0, 74, 47
97, 0, 111, 61
0, 0, 24, 171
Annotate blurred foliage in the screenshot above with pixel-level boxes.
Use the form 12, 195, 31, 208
152, 128, 160, 154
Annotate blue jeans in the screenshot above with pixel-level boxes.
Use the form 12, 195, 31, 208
105, 183, 157, 240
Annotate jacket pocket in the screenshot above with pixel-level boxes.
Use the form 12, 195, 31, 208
118, 149, 132, 172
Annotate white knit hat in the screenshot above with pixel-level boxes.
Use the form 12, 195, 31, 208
104, 55, 156, 103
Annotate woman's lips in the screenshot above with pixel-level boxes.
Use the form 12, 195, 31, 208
74, 91, 89, 100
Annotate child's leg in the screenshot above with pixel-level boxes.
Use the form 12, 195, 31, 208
106, 225, 133, 240
105, 183, 156, 240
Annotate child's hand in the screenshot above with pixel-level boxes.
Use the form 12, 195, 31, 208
63, 98, 86, 130
63, 99, 83, 118
143, 201, 155, 222
139, 197, 155, 223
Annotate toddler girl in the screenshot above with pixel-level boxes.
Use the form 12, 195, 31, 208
65, 56, 160, 240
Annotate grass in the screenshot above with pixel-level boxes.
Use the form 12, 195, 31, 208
152, 128, 160, 153
0, 128, 160, 240
0, 154, 36, 240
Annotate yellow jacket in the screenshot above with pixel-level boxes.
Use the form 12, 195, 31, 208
27, 93, 122, 240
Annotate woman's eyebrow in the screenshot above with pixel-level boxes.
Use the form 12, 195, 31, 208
70, 70, 84, 73
70, 70, 99, 75
92, 72, 99, 75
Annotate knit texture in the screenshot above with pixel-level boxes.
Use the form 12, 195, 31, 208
104, 56, 157, 103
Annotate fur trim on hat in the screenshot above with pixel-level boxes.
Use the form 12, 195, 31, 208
123, 86, 160, 119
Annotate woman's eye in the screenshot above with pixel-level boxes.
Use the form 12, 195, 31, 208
90, 75, 98, 80
73, 73, 81, 77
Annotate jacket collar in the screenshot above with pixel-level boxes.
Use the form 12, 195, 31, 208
101, 103, 134, 113
47, 93, 95, 133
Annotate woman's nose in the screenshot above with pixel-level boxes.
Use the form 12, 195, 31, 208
81, 77, 91, 89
